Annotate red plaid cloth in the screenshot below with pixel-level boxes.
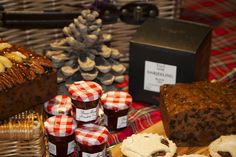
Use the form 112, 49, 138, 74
181, 0, 236, 82
44, 115, 77, 137
75, 124, 109, 146
68, 81, 102, 102
101, 91, 132, 111
44, 95, 72, 116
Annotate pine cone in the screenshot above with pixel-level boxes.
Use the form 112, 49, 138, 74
47, 9, 126, 93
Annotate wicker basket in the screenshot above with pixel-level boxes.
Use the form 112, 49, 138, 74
0, 0, 181, 60
0, 110, 46, 157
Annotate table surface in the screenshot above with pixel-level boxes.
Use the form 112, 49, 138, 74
110, 121, 209, 157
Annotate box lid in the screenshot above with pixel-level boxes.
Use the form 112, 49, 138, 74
131, 18, 212, 53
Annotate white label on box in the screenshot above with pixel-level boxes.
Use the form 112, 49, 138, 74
76, 105, 98, 122
117, 115, 128, 129
67, 140, 75, 155
104, 114, 108, 126
82, 148, 106, 157
48, 141, 57, 155
144, 61, 177, 92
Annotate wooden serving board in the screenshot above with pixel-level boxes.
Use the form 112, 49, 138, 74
110, 121, 209, 157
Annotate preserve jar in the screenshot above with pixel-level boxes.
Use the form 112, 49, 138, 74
68, 81, 102, 126
101, 91, 132, 131
75, 123, 109, 157
44, 115, 77, 157
44, 95, 72, 117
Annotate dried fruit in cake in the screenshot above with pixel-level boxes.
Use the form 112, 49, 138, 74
0, 40, 57, 120
209, 135, 236, 157
121, 133, 177, 157
160, 82, 236, 146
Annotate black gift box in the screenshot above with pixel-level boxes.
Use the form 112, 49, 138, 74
129, 18, 212, 105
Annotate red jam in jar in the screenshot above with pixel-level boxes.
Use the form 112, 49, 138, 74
68, 81, 102, 126
44, 95, 72, 117
101, 91, 132, 131
44, 115, 77, 157
75, 124, 109, 157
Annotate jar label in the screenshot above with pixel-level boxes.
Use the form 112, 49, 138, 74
144, 61, 177, 92
67, 140, 75, 155
48, 141, 57, 155
76, 105, 98, 122
117, 115, 128, 129
104, 114, 108, 126
82, 148, 106, 157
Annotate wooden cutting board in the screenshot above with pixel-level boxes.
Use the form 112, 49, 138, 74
110, 121, 209, 157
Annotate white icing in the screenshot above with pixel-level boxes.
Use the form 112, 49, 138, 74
121, 133, 177, 157
209, 135, 236, 157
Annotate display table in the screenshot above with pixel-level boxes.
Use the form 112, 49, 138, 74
110, 121, 208, 157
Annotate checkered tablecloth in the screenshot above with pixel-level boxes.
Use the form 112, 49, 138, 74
108, 0, 236, 146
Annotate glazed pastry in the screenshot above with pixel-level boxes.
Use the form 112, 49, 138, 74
121, 133, 177, 157
209, 135, 236, 157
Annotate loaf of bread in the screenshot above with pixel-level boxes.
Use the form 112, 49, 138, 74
160, 81, 236, 146
0, 40, 57, 119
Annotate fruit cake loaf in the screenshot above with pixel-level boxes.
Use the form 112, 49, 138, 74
160, 81, 236, 146
0, 39, 57, 120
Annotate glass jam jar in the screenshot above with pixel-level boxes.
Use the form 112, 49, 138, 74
75, 124, 109, 157
68, 81, 102, 126
44, 115, 77, 157
44, 95, 72, 117
101, 91, 132, 131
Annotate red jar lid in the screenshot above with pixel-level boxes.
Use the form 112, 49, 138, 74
75, 124, 109, 146
44, 115, 77, 137
44, 95, 72, 116
68, 81, 102, 102
101, 91, 132, 111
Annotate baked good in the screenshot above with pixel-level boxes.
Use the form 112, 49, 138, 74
209, 135, 236, 157
178, 154, 207, 157
0, 39, 57, 119
121, 133, 177, 157
160, 81, 236, 146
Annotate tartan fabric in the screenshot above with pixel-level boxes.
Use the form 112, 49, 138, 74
101, 91, 132, 111
75, 123, 109, 146
44, 115, 77, 137
108, 0, 236, 146
181, 0, 236, 82
68, 81, 102, 102
44, 95, 72, 116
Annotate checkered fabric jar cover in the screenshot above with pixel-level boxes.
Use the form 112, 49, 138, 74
44, 95, 72, 116
68, 81, 103, 102
75, 123, 109, 146
44, 115, 77, 137
101, 91, 132, 111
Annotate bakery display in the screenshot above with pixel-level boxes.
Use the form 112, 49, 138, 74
209, 135, 236, 157
121, 133, 177, 157
160, 81, 236, 146
0, 39, 57, 120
